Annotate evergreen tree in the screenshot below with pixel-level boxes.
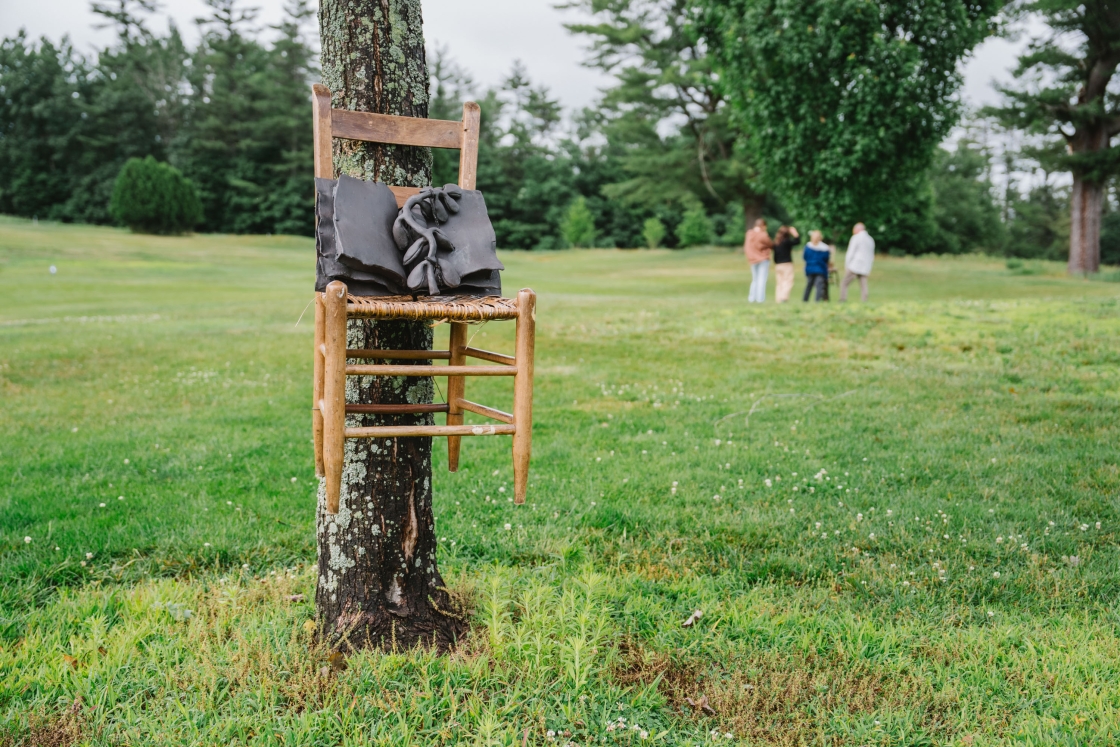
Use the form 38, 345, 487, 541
179, 0, 316, 235
562, 0, 766, 222
0, 33, 92, 219
561, 196, 598, 247
988, 0, 1120, 274
676, 201, 713, 246
929, 140, 1006, 254
642, 216, 666, 248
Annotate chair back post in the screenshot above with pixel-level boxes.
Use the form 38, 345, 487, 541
458, 102, 481, 190
312, 84, 334, 180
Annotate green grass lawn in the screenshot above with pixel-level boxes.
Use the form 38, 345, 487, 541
1, 215, 1119, 746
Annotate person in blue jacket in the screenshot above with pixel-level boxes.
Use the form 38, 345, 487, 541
802, 230, 833, 302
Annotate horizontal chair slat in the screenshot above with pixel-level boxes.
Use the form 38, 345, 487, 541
332, 109, 463, 149
463, 346, 515, 365
346, 403, 450, 415
347, 349, 451, 360
346, 364, 517, 377
456, 398, 513, 424
345, 424, 516, 438
389, 186, 420, 208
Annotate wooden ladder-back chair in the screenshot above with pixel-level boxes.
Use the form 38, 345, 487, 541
310, 84, 536, 515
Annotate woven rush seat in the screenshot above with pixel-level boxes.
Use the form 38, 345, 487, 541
345, 294, 519, 322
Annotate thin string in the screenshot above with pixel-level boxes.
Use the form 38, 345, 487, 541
294, 296, 315, 327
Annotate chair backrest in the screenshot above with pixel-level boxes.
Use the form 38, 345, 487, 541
311, 83, 481, 207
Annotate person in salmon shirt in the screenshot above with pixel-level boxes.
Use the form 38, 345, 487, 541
744, 218, 773, 303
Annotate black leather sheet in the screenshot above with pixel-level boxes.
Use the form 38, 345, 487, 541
315, 178, 502, 297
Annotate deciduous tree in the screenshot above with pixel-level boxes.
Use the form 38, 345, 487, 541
699, 0, 1000, 244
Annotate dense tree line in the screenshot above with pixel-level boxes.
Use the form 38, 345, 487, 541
0, 0, 316, 235
1, 0, 1117, 266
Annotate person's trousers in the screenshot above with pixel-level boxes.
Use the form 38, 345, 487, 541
748, 260, 770, 303
774, 262, 794, 303
840, 271, 869, 301
803, 274, 827, 302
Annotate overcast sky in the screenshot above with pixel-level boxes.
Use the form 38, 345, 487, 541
3, 0, 1027, 113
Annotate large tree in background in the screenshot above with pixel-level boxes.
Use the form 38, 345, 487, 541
562, 0, 766, 223
990, 0, 1120, 275
315, 0, 464, 650
699, 0, 1000, 243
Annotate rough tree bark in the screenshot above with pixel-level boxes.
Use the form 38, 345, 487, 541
315, 0, 466, 651
1070, 174, 1103, 276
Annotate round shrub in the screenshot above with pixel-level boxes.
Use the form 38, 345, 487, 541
109, 156, 203, 234
676, 204, 713, 247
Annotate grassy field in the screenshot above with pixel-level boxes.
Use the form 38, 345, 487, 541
1, 214, 1118, 746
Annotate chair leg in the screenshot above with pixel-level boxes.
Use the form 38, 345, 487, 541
322, 281, 348, 514
312, 293, 325, 478
512, 289, 536, 504
446, 321, 467, 472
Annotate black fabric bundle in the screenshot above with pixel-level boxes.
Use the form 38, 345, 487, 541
316, 175, 502, 297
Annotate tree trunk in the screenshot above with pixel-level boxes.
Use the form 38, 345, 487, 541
315, 0, 466, 651
742, 197, 765, 232
1069, 174, 1102, 276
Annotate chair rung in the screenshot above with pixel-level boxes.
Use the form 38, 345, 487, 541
346, 364, 516, 377
345, 424, 516, 438
463, 346, 515, 365
347, 349, 451, 360
346, 403, 450, 415
455, 398, 513, 424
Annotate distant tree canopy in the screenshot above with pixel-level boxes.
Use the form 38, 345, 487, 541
698, 0, 1001, 245
987, 0, 1120, 274
0, 0, 1114, 263
0, 0, 316, 234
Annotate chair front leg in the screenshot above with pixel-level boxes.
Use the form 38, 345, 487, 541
322, 281, 349, 514
313, 294, 326, 478
512, 289, 536, 504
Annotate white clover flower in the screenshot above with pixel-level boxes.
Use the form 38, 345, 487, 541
504, 523, 512, 531
764, 479, 772, 488
1096, 522, 1101, 529
987, 610, 994, 617
996, 537, 1003, 543
869, 533, 875, 539
1080, 524, 1088, 531
24, 536, 31, 544
99, 503, 106, 508
857, 513, 863, 521
993, 571, 1000, 578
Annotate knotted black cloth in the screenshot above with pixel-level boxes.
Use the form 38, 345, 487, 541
316, 177, 502, 297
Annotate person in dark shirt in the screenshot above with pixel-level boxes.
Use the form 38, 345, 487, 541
802, 230, 833, 302
772, 225, 800, 303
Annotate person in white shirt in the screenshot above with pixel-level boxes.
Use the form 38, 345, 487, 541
840, 223, 875, 302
